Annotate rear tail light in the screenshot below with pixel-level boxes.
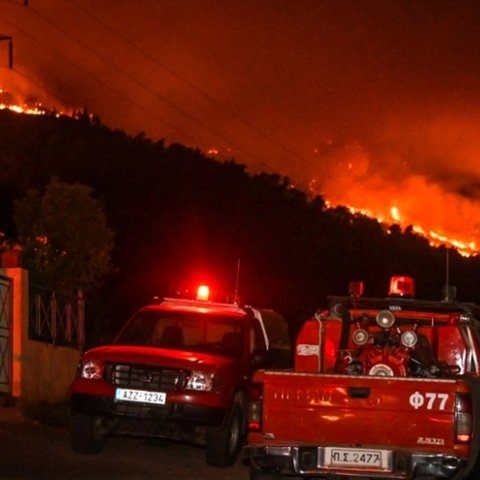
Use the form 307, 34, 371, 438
247, 382, 263, 432
455, 393, 473, 444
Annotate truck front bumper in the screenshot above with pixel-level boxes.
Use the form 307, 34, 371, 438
245, 445, 469, 479
71, 392, 227, 429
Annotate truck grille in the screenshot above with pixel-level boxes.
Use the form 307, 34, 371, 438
106, 363, 188, 391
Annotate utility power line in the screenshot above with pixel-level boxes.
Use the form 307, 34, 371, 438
14, 3, 276, 171
66, 0, 304, 170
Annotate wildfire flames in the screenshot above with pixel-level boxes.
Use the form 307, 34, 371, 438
340, 203, 476, 257
315, 175, 478, 257
1, 89, 46, 115
0, 88, 72, 118
1, 88, 478, 257
306, 139, 480, 258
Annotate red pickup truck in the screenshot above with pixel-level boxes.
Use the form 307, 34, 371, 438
70, 289, 291, 466
245, 276, 480, 480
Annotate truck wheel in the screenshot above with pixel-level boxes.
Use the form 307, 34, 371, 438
205, 404, 242, 467
250, 466, 281, 480
70, 413, 108, 454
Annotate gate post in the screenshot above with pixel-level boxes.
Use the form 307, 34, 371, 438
0, 267, 28, 399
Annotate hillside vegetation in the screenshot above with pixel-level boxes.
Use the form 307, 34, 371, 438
1, 109, 479, 341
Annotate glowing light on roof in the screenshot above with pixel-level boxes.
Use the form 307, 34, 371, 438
196, 285, 210, 301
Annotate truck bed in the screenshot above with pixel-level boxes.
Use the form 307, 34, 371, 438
260, 370, 463, 452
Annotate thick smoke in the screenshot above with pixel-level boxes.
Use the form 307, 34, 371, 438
316, 106, 480, 252
2, 1, 480, 252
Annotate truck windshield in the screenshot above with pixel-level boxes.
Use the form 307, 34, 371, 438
114, 310, 245, 358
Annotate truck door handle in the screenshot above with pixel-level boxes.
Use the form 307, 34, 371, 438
348, 387, 371, 398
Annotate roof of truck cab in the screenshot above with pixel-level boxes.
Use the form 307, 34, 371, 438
142, 297, 252, 317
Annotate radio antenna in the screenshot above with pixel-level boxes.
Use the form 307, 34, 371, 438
443, 248, 456, 302
233, 258, 241, 304
446, 247, 450, 290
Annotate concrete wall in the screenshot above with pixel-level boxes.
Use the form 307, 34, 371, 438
0, 267, 81, 406
21, 340, 80, 405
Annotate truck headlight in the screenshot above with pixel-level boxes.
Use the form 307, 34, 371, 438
185, 371, 219, 392
79, 359, 105, 379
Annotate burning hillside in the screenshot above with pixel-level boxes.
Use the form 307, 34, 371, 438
0, 88, 80, 119
307, 138, 480, 257
1, 88, 479, 257
338, 202, 476, 257
0, 88, 47, 115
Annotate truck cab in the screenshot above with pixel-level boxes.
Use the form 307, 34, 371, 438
70, 288, 291, 467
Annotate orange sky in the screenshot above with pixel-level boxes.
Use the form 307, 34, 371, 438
2, 0, 480, 251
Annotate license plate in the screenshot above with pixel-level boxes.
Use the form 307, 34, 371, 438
114, 388, 166, 405
323, 447, 391, 470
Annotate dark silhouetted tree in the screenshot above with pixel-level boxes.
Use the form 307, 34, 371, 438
14, 177, 114, 294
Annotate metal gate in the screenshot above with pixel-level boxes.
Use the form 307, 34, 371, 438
0, 274, 12, 396
29, 285, 84, 349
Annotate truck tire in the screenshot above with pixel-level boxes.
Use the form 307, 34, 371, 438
205, 404, 242, 467
70, 413, 108, 454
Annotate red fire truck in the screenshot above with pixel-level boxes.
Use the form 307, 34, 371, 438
245, 277, 480, 479
70, 286, 291, 467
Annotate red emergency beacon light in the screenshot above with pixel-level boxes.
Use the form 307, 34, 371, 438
348, 281, 364, 298
389, 276, 415, 297
196, 285, 210, 301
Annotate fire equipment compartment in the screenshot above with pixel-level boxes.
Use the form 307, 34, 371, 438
297, 299, 480, 379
